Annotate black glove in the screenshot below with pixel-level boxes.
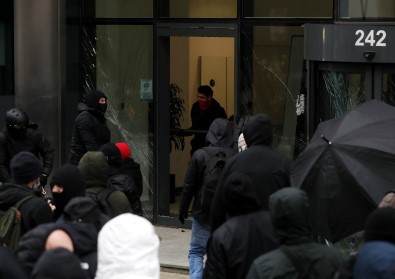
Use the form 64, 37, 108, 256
178, 213, 188, 225
40, 174, 48, 187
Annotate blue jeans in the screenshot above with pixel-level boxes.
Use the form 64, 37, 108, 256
189, 219, 210, 279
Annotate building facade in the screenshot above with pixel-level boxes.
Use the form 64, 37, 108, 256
1, 0, 394, 226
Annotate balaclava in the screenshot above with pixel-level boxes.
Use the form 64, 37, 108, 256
5, 108, 29, 140
50, 164, 86, 219
84, 90, 107, 114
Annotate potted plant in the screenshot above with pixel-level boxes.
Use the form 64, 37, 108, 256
169, 83, 186, 152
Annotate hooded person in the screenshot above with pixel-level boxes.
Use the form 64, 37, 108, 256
0, 151, 53, 237
203, 172, 279, 279
95, 213, 160, 279
50, 163, 86, 220
69, 90, 111, 165
178, 118, 236, 279
0, 108, 54, 184
100, 143, 143, 216
78, 151, 132, 218
246, 187, 347, 279
32, 248, 89, 279
210, 113, 292, 233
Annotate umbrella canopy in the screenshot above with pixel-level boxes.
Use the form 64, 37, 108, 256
291, 100, 395, 243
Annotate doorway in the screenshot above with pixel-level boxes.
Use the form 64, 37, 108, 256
310, 62, 395, 137
156, 24, 238, 226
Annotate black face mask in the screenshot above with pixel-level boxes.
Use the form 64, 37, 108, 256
7, 126, 27, 140
97, 103, 107, 114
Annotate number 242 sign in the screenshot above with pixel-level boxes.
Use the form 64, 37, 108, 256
355, 30, 387, 47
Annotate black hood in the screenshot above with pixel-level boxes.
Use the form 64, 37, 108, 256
0, 183, 33, 210
243, 113, 273, 147
269, 187, 312, 245
205, 118, 234, 148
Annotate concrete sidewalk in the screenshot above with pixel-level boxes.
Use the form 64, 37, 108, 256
155, 225, 190, 278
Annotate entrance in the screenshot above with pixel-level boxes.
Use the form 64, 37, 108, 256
156, 24, 238, 226
305, 24, 395, 138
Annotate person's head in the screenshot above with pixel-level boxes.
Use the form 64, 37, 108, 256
223, 172, 262, 217
197, 85, 213, 110
10, 151, 42, 189
78, 151, 109, 189
5, 108, 29, 140
84, 90, 107, 114
205, 118, 234, 148
96, 213, 160, 279
269, 187, 311, 244
243, 113, 273, 148
363, 207, 395, 245
99, 143, 122, 167
50, 164, 86, 219
115, 142, 131, 160
379, 191, 395, 208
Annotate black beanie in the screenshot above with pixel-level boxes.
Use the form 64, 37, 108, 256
364, 207, 395, 244
99, 143, 122, 166
84, 90, 107, 110
223, 172, 262, 217
10, 151, 42, 184
50, 164, 86, 219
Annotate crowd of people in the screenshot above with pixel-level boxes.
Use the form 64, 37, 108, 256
0, 86, 393, 279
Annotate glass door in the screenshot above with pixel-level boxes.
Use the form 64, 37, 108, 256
156, 24, 238, 226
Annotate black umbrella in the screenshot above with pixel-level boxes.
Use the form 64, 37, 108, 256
291, 100, 395, 243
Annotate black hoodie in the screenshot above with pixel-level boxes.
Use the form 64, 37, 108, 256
179, 118, 235, 225
210, 113, 292, 232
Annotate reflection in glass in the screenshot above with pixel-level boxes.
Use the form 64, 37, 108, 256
162, 0, 237, 18
339, 0, 395, 20
243, 0, 332, 18
382, 73, 395, 106
82, 25, 154, 220
317, 71, 366, 124
241, 26, 306, 159
85, 0, 153, 18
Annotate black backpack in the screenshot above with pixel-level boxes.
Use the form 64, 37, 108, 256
86, 187, 116, 218
200, 147, 234, 211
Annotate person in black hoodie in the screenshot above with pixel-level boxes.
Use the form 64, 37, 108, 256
188, 85, 227, 155
0, 151, 53, 236
210, 113, 292, 233
179, 118, 235, 279
50, 163, 86, 220
0, 108, 54, 185
99, 143, 143, 216
203, 172, 279, 279
69, 90, 111, 165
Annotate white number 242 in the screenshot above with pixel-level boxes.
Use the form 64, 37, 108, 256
355, 30, 387, 47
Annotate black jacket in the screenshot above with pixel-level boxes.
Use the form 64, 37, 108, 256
203, 211, 279, 279
210, 114, 292, 232
69, 103, 111, 165
189, 98, 227, 154
0, 126, 54, 182
179, 118, 235, 225
118, 157, 143, 197
0, 183, 53, 235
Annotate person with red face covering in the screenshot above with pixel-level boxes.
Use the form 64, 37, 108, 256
189, 85, 227, 155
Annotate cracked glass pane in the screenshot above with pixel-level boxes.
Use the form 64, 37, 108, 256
82, 25, 154, 221
382, 72, 395, 106
241, 26, 307, 159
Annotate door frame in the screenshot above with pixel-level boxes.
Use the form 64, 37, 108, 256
154, 23, 239, 226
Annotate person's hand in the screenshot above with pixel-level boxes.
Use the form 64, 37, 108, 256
178, 213, 188, 225
40, 174, 48, 187
47, 199, 56, 212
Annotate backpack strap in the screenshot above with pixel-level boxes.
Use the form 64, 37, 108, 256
14, 196, 35, 209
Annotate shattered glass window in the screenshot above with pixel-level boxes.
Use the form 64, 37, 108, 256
82, 25, 154, 221
240, 26, 307, 159
317, 70, 366, 125
382, 72, 395, 106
